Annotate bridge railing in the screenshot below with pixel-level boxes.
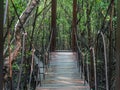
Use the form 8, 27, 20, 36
43, 28, 53, 73
33, 28, 54, 87
74, 30, 87, 85
94, 31, 109, 90
74, 28, 109, 90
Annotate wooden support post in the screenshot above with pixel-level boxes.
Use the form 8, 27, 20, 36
50, 0, 57, 51
72, 0, 77, 51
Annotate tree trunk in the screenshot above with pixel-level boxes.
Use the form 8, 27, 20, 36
0, 0, 4, 89
86, 1, 94, 89
116, 0, 120, 89
50, 0, 57, 51
72, 0, 77, 51
4, 0, 40, 68
109, 1, 114, 89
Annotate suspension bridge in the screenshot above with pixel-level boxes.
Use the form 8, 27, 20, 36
2, 0, 116, 90
36, 51, 89, 90
32, 30, 91, 90
25, 29, 109, 90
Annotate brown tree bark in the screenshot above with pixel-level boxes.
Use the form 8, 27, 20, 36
72, 0, 77, 51
50, 0, 57, 51
116, 0, 120, 89
4, 0, 40, 71
0, 0, 4, 89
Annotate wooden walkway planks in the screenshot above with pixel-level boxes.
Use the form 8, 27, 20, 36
36, 52, 90, 90
36, 87, 90, 90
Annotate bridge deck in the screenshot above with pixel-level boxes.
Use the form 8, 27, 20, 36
36, 52, 90, 90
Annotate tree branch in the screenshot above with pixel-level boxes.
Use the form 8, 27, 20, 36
4, 0, 40, 70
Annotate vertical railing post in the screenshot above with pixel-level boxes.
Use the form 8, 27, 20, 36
38, 55, 42, 86
82, 54, 85, 85
91, 47, 97, 90
86, 54, 90, 86
101, 32, 109, 90
78, 51, 81, 72
43, 53, 45, 80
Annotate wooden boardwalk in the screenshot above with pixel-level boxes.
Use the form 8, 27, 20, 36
36, 52, 90, 90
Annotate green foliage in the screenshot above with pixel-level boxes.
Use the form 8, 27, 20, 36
12, 62, 19, 70
10, 0, 28, 16
5, 0, 116, 89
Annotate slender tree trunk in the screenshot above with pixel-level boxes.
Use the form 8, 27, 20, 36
50, 0, 57, 51
109, 1, 114, 89
72, 0, 77, 51
0, 0, 4, 89
86, 1, 94, 89
116, 0, 120, 89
